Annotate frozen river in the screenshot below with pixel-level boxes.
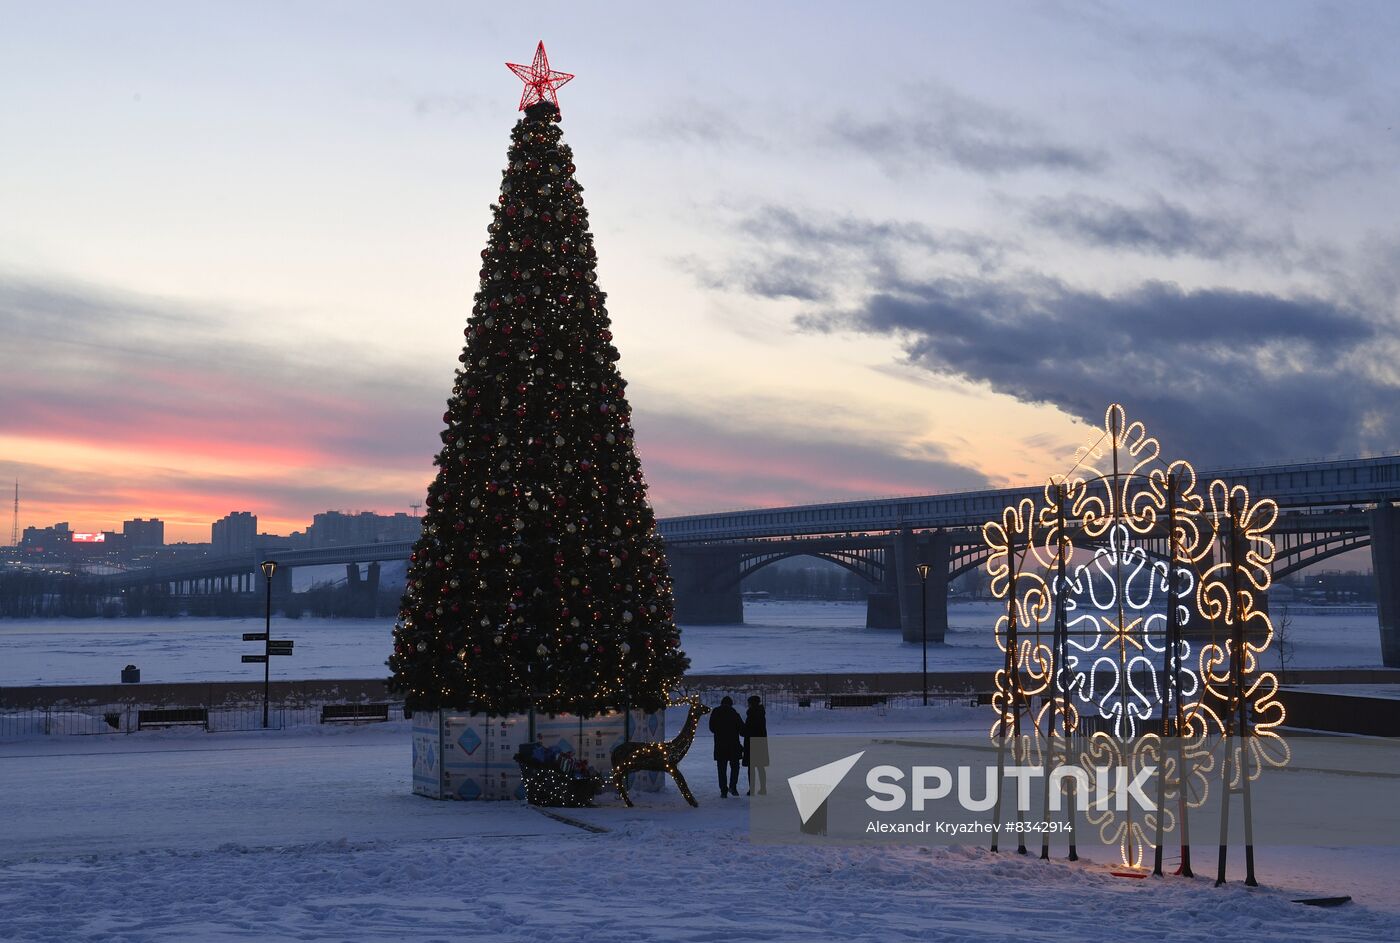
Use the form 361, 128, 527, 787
0, 599, 1388, 686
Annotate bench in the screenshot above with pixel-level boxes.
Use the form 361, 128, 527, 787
137, 708, 208, 730
320, 703, 391, 724
826, 694, 888, 709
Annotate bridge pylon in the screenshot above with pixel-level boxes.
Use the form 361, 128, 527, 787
667, 546, 743, 625
1374, 502, 1400, 669
895, 528, 950, 644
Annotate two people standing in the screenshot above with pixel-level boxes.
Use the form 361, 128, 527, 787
708, 695, 768, 798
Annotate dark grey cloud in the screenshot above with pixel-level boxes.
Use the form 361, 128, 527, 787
635, 99, 766, 150
636, 85, 1103, 179
680, 204, 1010, 304
1026, 193, 1300, 261
826, 84, 1105, 177
413, 93, 481, 118
734, 206, 1003, 261
1182, 30, 1358, 99
1087, 9, 1367, 101
684, 252, 833, 303
0, 273, 445, 469
1125, 124, 1389, 216
2, 272, 987, 525
630, 408, 988, 515
693, 202, 1398, 465
798, 275, 1397, 465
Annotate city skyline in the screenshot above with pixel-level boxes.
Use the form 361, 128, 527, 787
17, 505, 424, 546
4, 3, 1399, 542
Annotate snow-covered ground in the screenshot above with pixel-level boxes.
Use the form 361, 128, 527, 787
1, 704, 1397, 942
0, 600, 1387, 687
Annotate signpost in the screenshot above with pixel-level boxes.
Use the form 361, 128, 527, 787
247, 560, 295, 729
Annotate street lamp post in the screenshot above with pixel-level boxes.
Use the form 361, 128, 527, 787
260, 560, 278, 729
915, 563, 931, 706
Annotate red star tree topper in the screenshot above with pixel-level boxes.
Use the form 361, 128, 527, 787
506, 41, 574, 112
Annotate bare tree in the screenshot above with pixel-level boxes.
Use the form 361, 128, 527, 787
1276, 604, 1296, 686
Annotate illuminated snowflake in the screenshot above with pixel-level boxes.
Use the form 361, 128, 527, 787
1057, 523, 1199, 740
982, 403, 1290, 869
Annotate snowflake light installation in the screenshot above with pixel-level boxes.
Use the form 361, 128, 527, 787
1058, 523, 1199, 741
981, 403, 1288, 881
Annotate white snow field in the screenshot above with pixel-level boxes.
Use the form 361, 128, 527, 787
2, 705, 1399, 942
0, 600, 1388, 686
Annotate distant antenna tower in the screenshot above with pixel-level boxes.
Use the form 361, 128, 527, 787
409, 503, 421, 518
9, 480, 17, 548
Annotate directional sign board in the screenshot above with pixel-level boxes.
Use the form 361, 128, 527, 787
242, 654, 268, 663
268, 640, 294, 656
242, 632, 268, 642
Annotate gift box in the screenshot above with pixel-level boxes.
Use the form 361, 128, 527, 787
411, 710, 445, 798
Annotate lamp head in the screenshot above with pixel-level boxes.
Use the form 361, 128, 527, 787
914, 563, 932, 580
260, 559, 278, 578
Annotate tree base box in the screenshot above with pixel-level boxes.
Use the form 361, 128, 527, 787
412, 708, 666, 800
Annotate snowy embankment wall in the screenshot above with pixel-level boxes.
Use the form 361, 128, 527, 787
7, 667, 1400, 712
0, 677, 393, 710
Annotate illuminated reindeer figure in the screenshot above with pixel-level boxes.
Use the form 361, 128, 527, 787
611, 697, 710, 808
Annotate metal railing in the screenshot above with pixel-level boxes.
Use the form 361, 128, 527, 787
0, 688, 981, 739
0, 702, 407, 738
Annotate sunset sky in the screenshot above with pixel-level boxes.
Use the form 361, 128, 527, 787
3, 2, 1399, 542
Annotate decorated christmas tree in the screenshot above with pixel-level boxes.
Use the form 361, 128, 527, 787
388, 43, 688, 717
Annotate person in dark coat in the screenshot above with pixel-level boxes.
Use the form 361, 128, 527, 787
709, 695, 744, 797
743, 695, 769, 795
